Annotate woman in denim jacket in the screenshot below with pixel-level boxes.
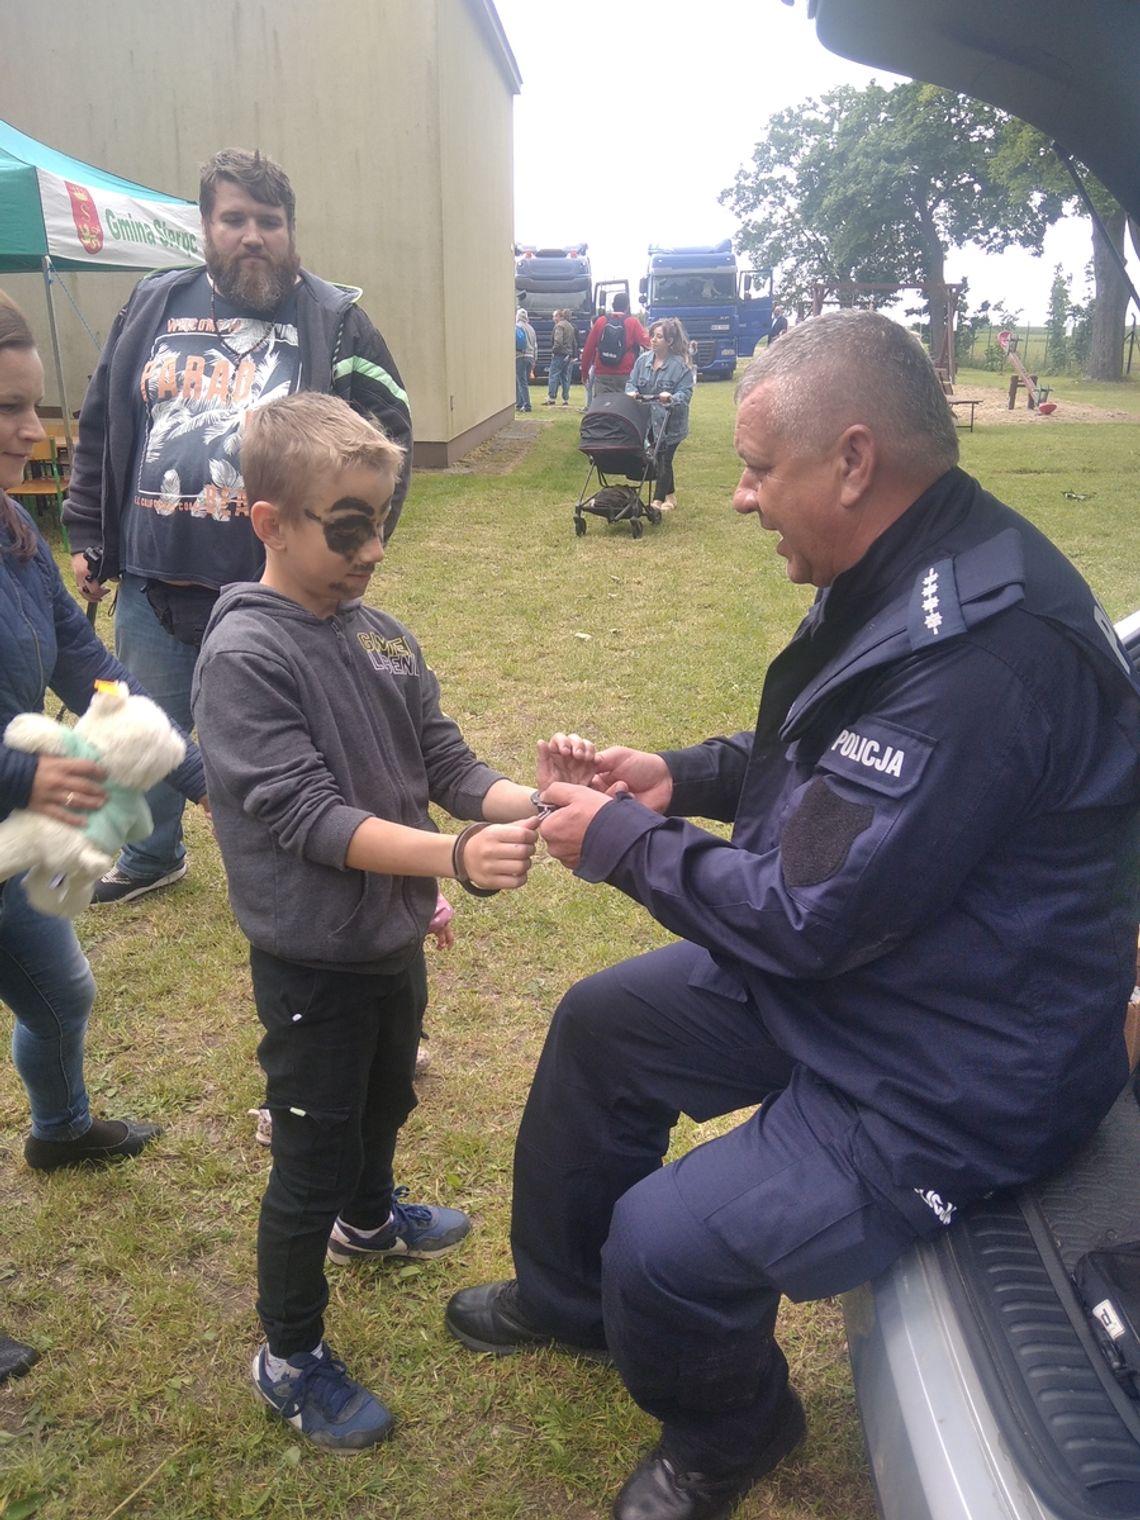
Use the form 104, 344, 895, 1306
625, 318, 695, 512
0, 292, 205, 1184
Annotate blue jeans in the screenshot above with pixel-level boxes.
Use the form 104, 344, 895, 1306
548, 354, 572, 402
113, 573, 199, 880
515, 355, 532, 410
0, 876, 96, 1140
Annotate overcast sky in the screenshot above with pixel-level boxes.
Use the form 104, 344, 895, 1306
493, 0, 1130, 324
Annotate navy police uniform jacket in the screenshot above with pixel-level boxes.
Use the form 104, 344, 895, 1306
577, 467, 1140, 1211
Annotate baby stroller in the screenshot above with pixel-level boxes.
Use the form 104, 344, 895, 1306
573, 393, 667, 540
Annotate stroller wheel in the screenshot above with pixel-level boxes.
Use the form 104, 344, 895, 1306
646, 506, 662, 526
574, 516, 587, 536
630, 518, 644, 540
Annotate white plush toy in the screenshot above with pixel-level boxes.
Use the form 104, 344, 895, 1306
0, 681, 186, 918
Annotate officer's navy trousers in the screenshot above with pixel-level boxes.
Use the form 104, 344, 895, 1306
511, 939, 939, 1473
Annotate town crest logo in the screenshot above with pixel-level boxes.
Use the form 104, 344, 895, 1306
65, 180, 104, 255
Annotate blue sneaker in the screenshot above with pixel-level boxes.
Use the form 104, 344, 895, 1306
252, 1343, 394, 1450
327, 1186, 471, 1264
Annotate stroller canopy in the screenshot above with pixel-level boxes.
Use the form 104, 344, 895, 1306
578, 392, 651, 459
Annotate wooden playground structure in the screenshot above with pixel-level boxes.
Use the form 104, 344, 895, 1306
808, 282, 1060, 419
997, 330, 1058, 414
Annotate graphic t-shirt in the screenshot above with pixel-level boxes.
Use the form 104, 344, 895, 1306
123, 271, 302, 589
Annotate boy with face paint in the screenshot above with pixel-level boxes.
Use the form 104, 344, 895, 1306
191, 393, 594, 1450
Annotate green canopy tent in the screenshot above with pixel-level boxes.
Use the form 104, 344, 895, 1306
0, 118, 203, 456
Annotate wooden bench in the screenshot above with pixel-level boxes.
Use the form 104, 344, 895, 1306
948, 398, 980, 431
9, 437, 68, 523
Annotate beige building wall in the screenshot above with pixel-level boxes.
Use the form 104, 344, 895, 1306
1, 0, 519, 466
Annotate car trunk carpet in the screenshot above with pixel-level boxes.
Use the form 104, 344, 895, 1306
937, 1079, 1140, 1518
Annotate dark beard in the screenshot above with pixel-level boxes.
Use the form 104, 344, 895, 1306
207, 248, 300, 316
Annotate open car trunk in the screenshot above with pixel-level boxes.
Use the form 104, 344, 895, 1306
811, 0, 1140, 224
806, 6, 1140, 1515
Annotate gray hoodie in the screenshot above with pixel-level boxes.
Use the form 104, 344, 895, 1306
191, 584, 504, 971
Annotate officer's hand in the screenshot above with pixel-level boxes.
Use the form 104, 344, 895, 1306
538, 782, 613, 870
592, 747, 673, 813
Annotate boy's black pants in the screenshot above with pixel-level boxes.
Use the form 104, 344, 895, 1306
250, 946, 425, 1357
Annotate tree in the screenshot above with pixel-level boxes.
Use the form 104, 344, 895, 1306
988, 125, 1129, 380
722, 82, 1065, 366
1088, 208, 1130, 380
1069, 288, 1095, 373
1045, 264, 1071, 372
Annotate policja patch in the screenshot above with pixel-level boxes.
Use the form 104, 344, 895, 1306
815, 717, 934, 797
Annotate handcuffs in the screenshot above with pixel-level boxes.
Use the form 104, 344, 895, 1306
451, 791, 557, 897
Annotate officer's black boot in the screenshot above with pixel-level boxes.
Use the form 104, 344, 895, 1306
612, 1386, 806, 1520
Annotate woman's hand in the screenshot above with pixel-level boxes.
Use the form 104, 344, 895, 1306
657, 391, 672, 403
27, 755, 107, 827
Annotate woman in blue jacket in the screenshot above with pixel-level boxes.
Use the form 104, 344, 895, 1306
625, 317, 695, 513
0, 292, 206, 1182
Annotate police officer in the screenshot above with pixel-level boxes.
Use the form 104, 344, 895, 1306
445, 311, 1140, 1520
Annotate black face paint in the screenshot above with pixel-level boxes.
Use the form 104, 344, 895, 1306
304, 497, 388, 558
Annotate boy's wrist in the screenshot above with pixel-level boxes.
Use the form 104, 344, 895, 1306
530, 788, 556, 819
452, 822, 499, 897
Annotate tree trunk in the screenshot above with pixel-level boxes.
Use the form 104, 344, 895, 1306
917, 206, 950, 378
1087, 206, 1128, 380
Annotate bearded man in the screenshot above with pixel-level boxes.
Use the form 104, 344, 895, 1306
63, 148, 411, 903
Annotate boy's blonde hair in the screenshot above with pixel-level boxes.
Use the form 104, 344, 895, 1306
242, 394, 405, 521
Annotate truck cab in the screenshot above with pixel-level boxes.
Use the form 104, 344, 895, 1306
514, 244, 594, 381
639, 240, 773, 379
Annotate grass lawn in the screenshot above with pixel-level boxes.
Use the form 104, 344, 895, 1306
1, 378, 1138, 1520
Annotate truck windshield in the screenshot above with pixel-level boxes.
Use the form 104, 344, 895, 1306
650, 272, 736, 306
518, 290, 593, 317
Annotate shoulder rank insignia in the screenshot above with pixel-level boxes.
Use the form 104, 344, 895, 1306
907, 558, 967, 648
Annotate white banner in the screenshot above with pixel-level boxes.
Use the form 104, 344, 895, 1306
36, 167, 203, 269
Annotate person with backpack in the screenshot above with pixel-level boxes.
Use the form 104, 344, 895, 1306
579, 292, 650, 398
515, 308, 536, 413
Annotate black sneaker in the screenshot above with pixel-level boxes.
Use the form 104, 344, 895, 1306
91, 862, 188, 905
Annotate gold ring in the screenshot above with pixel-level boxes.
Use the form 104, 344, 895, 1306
64, 792, 75, 807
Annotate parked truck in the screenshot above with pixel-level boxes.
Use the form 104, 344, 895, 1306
639, 240, 773, 379
514, 244, 628, 382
